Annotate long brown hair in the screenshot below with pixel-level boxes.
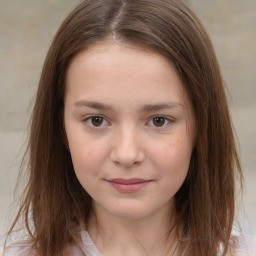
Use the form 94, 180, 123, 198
6, 0, 243, 255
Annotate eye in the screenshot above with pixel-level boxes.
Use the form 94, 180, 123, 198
148, 116, 171, 128
84, 116, 109, 127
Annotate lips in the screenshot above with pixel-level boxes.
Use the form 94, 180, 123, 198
106, 178, 152, 193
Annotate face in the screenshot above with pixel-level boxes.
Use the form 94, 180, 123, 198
64, 40, 195, 220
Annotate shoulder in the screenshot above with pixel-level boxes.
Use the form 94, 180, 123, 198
3, 242, 37, 256
234, 234, 256, 256
2, 241, 89, 256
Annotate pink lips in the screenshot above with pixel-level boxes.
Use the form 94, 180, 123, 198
107, 178, 151, 193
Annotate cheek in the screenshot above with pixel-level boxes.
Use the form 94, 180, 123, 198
155, 142, 192, 197
152, 134, 193, 178
68, 137, 109, 176
159, 137, 192, 160
69, 143, 108, 192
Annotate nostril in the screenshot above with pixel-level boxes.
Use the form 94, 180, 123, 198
110, 128, 146, 166
110, 143, 145, 167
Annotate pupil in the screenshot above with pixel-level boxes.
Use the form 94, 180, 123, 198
153, 117, 165, 127
92, 116, 103, 126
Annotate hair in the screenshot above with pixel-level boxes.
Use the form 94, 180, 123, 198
6, 0, 243, 255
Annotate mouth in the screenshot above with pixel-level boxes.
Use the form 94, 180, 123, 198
106, 178, 152, 193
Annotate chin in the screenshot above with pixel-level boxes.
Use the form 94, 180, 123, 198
104, 203, 156, 220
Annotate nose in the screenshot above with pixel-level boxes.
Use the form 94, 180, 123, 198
110, 126, 146, 167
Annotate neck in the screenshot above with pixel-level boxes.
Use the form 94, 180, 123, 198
87, 201, 180, 256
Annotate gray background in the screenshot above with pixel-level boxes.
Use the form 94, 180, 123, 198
0, 0, 255, 253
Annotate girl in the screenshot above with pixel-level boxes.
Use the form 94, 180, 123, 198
4, 0, 256, 255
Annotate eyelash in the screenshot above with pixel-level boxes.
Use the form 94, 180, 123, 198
83, 115, 109, 127
83, 115, 173, 128
148, 116, 172, 128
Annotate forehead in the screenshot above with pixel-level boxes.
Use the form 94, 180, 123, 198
67, 40, 175, 80
65, 40, 191, 109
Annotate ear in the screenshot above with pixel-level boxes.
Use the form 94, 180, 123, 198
62, 121, 69, 149
63, 140, 69, 150
63, 136, 70, 152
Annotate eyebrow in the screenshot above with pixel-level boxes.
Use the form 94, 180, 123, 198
74, 100, 112, 110
141, 102, 184, 112
73, 100, 184, 112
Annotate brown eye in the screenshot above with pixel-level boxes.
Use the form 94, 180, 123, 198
150, 116, 170, 127
152, 117, 165, 127
88, 116, 106, 127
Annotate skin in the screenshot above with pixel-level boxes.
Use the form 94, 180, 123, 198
64, 39, 196, 256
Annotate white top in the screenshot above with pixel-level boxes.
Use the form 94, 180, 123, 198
3, 231, 256, 256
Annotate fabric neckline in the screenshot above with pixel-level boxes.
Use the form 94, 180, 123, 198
80, 230, 103, 256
